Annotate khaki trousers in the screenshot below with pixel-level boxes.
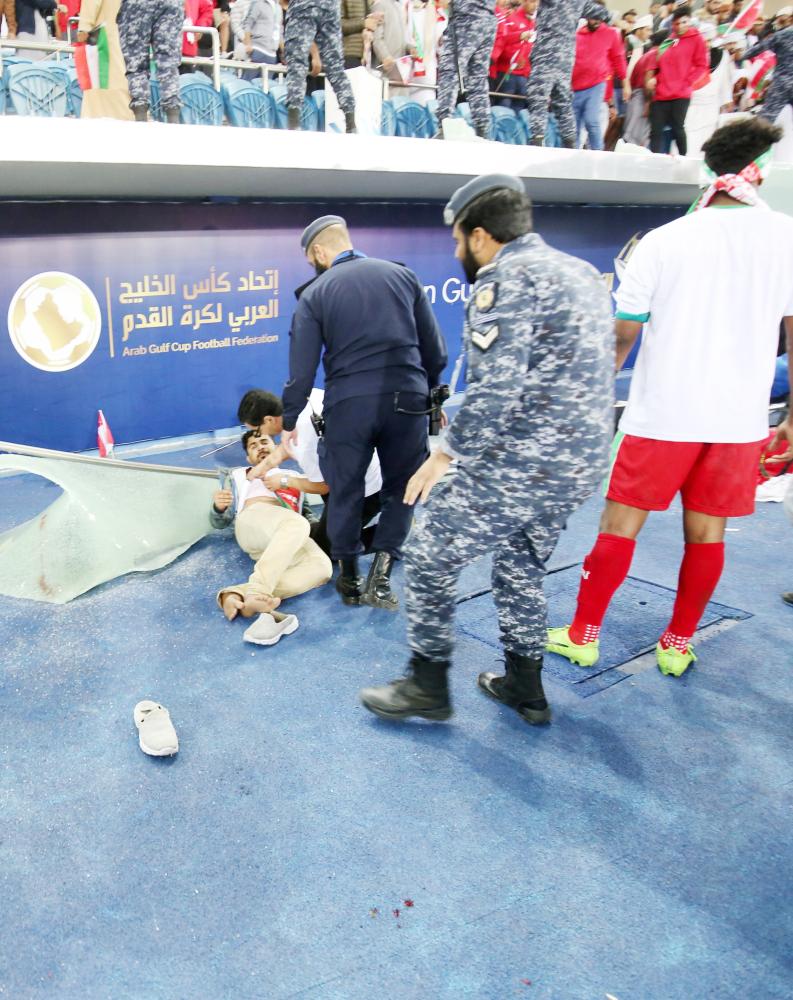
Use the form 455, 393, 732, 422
217, 502, 332, 606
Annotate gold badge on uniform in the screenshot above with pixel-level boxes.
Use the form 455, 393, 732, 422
474, 283, 497, 312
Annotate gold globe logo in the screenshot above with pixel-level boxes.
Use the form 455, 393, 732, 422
7, 271, 102, 373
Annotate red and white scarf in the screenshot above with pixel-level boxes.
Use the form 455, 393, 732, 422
693, 148, 774, 212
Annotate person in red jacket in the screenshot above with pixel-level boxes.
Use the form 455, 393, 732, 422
489, 0, 538, 110
646, 5, 707, 154
571, 7, 628, 149
182, 0, 214, 64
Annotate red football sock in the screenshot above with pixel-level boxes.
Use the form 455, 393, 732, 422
662, 541, 725, 645
569, 533, 636, 644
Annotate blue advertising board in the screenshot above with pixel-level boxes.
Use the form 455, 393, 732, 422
0, 201, 681, 452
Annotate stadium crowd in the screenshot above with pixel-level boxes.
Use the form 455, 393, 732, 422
1, 0, 792, 146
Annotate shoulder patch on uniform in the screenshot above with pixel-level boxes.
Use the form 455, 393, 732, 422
471, 325, 499, 351
474, 282, 497, 312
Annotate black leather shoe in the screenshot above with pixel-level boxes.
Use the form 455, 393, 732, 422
361, 552, 398, 611
360, 654, 452, 721
783, 592, 793, 607
336, 558, 364, 605
478, 651, 552, 725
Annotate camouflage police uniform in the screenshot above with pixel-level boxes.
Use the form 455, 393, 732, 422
404, 232, 614, 664
285, 0, 355, 115
118, 0, 184, 112
744, 26, 793, 123
525, 0, 604, 146
436, 0, 497, 137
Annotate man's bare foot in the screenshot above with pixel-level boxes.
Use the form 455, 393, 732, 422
222, 594, 244, 621
243, 594, 282, 616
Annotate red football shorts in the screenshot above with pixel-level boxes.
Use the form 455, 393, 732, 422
604, 433, 766, 517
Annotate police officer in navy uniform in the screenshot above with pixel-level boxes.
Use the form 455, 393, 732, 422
359, 175, 615, 726
281, 215, 448, 610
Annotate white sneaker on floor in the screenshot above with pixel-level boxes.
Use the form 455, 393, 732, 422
134, 701, 179, 757
243, 611, 299, 646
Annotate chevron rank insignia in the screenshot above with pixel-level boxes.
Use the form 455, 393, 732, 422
474, 282, 497, 312
471, 325, 499, 351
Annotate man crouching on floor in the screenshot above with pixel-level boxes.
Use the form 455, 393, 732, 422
211, 431, 333, 644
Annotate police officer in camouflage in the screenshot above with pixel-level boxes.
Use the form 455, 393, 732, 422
285, 0, 357, 132
744, 25, 793, 124
118, 0, 184, 122
436, 0, 498, 139
525, 0, 606, 147
359, 174, 614, 727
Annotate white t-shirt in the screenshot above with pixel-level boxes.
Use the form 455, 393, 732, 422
290, 388, 383, 497
232, 465, 288, 511
616, 205, 793, 443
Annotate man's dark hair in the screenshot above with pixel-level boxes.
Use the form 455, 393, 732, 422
702, 118, 783, 176
456, 188, 533, 243
651, 28, 669, 46
237, 388, 283, 425
623, 9, 637, 17
671, 5, 691, 20
241, 429, 259, 451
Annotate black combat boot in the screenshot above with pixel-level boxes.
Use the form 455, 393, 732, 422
478, 651, 552, 725
344, 110, 357, 134
133, 104, 149, 122
562, 136, 576, 149
361, 552, 398, 611
336, 557, 365, 605
287, 106, 301, 130
529, 136, 544, 147
475, 125, 489, 140
164, 106, 180, 124
360, 653, 452, 721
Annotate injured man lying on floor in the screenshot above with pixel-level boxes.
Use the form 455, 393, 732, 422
211, 431, 333, 645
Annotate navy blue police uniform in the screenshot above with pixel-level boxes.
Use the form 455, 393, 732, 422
282, 215, 448, 609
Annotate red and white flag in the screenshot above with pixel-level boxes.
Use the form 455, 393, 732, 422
97, 410, 115, 458
730, 0, 764, 34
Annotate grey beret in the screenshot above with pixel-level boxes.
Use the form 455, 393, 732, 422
443, 174, 526, 226
300, 215, 347, 251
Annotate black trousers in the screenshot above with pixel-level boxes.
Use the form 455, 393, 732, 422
310, 491, 382, 558
649, 98, 689, 155
318, 391, 429, 560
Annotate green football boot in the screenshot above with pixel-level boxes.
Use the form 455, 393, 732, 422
545, 626, 600, 668
655, 642, 697, 677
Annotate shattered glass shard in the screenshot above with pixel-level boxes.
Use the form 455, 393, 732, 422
0, 454, 217, 604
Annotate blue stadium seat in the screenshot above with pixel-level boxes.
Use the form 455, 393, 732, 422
1, 58, 35, 116
518, 108, 532, 143
309, 89, 324, 130
1, 54, 34, 115
380, 98, 396, 136
394, 100, 433, 138
179, 76, 224, 124
266, 81, 287, 104
454, 101, 473, 125
490, 106, 525, 144
7, 64, 69, 117
273, 90, 318, 130
545, 113, 562, 147
66, 68, 82, 117
149, 77, 164, 122
222, 78, 276, 128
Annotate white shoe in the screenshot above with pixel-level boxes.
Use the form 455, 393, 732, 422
243, 611, 299, 646
134, 701, 179, 756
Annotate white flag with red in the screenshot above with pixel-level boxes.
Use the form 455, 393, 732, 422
97, 410, 115, 458
730, 0, 764, 34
